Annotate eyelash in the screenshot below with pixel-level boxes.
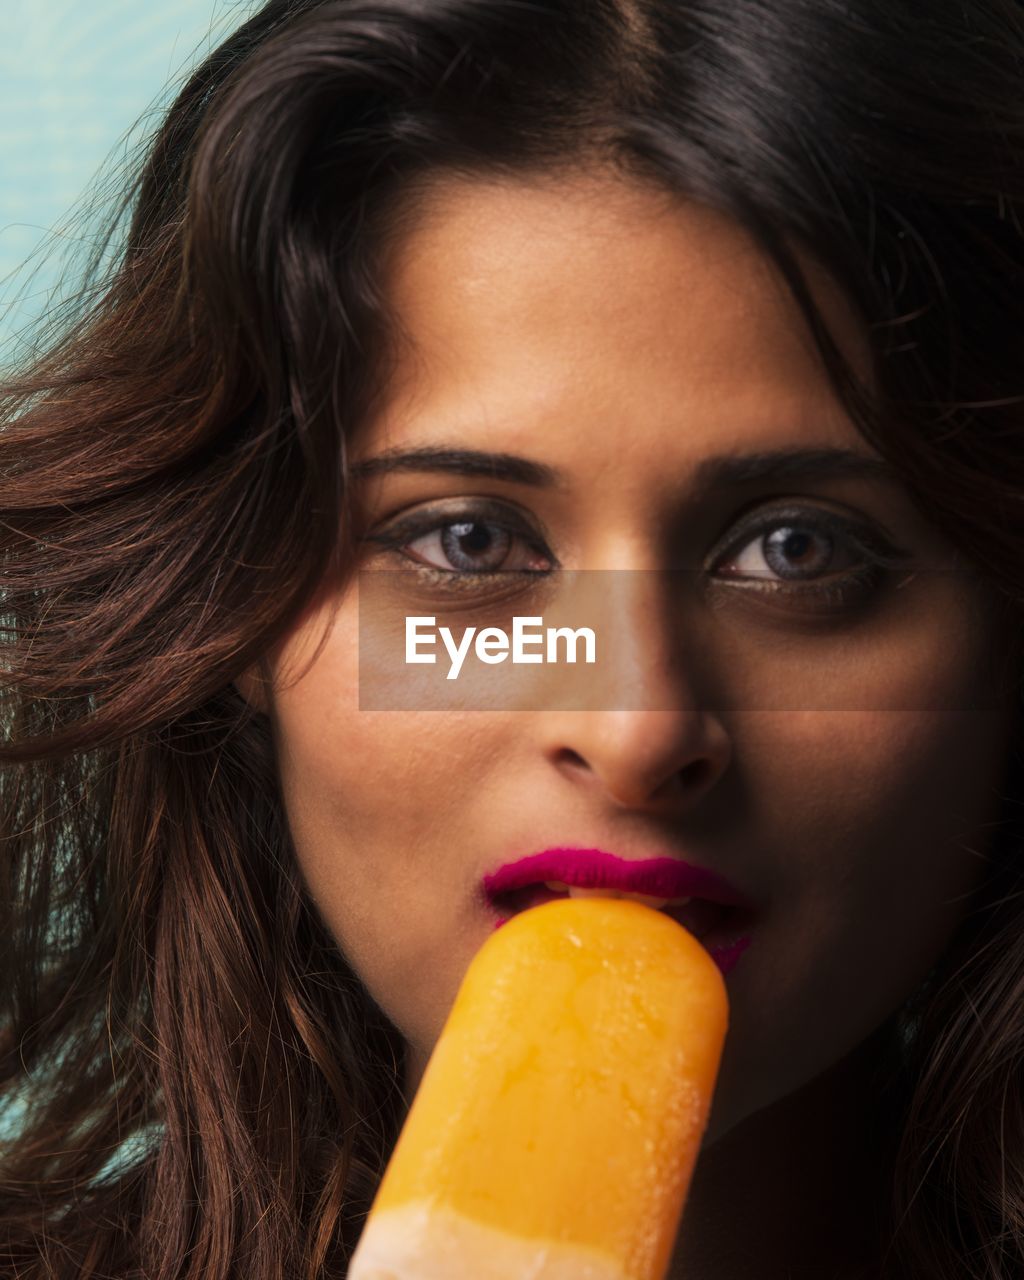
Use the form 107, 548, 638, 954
364, 502, 911, 609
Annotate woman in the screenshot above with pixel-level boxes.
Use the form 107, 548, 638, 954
3, 0, 1024, 1276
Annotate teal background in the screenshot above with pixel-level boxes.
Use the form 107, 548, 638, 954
0, 0, 258, 1155
0, 0, 256, 367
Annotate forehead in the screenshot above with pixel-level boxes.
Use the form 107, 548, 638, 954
365, 171, 870, 459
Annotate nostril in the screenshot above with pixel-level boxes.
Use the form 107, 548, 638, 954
681, 758, 714, 788
553, 748, 720, 803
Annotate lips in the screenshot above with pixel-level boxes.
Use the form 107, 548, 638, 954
482, 847, 757, 970
483, 847, 749, 907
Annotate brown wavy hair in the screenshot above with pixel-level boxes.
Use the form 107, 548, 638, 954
4, 1, 1024, 1275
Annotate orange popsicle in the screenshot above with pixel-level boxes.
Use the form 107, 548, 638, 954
347, 897, 729, 1279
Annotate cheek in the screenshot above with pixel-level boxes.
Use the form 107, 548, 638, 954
793, 702, 1008, 968
740, 575, 1012, 920
267, 608, 502, 1041
710, 702, 1010, 1136
756, 703, 1005, 871
268, 587, 493, 826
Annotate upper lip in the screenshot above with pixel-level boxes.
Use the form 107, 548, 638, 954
482, 847, 750, 908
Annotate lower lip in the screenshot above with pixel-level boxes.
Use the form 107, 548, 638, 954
488, 892, 755, 978
705, 932, 754, 977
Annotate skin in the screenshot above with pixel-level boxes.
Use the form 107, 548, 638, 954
237, 173, 1016, 1278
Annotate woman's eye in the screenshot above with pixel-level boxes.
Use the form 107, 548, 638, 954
718, 521, 854, 582
710, 508, 912, 606
364, 505, 555, 580
404, 519, 553, 574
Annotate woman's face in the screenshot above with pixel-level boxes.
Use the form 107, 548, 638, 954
241, 174, 1014, 1146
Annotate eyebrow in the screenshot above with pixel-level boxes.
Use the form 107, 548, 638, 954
351, 445, 559, 487
349, 444, 897, 491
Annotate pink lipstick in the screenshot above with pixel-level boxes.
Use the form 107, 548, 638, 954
482, 847, 756, 977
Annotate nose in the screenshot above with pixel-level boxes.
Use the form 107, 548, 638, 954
544, 705, 730, 809
536, 571, 732, 810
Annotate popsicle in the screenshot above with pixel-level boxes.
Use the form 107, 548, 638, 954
347, 896, 729, 1280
